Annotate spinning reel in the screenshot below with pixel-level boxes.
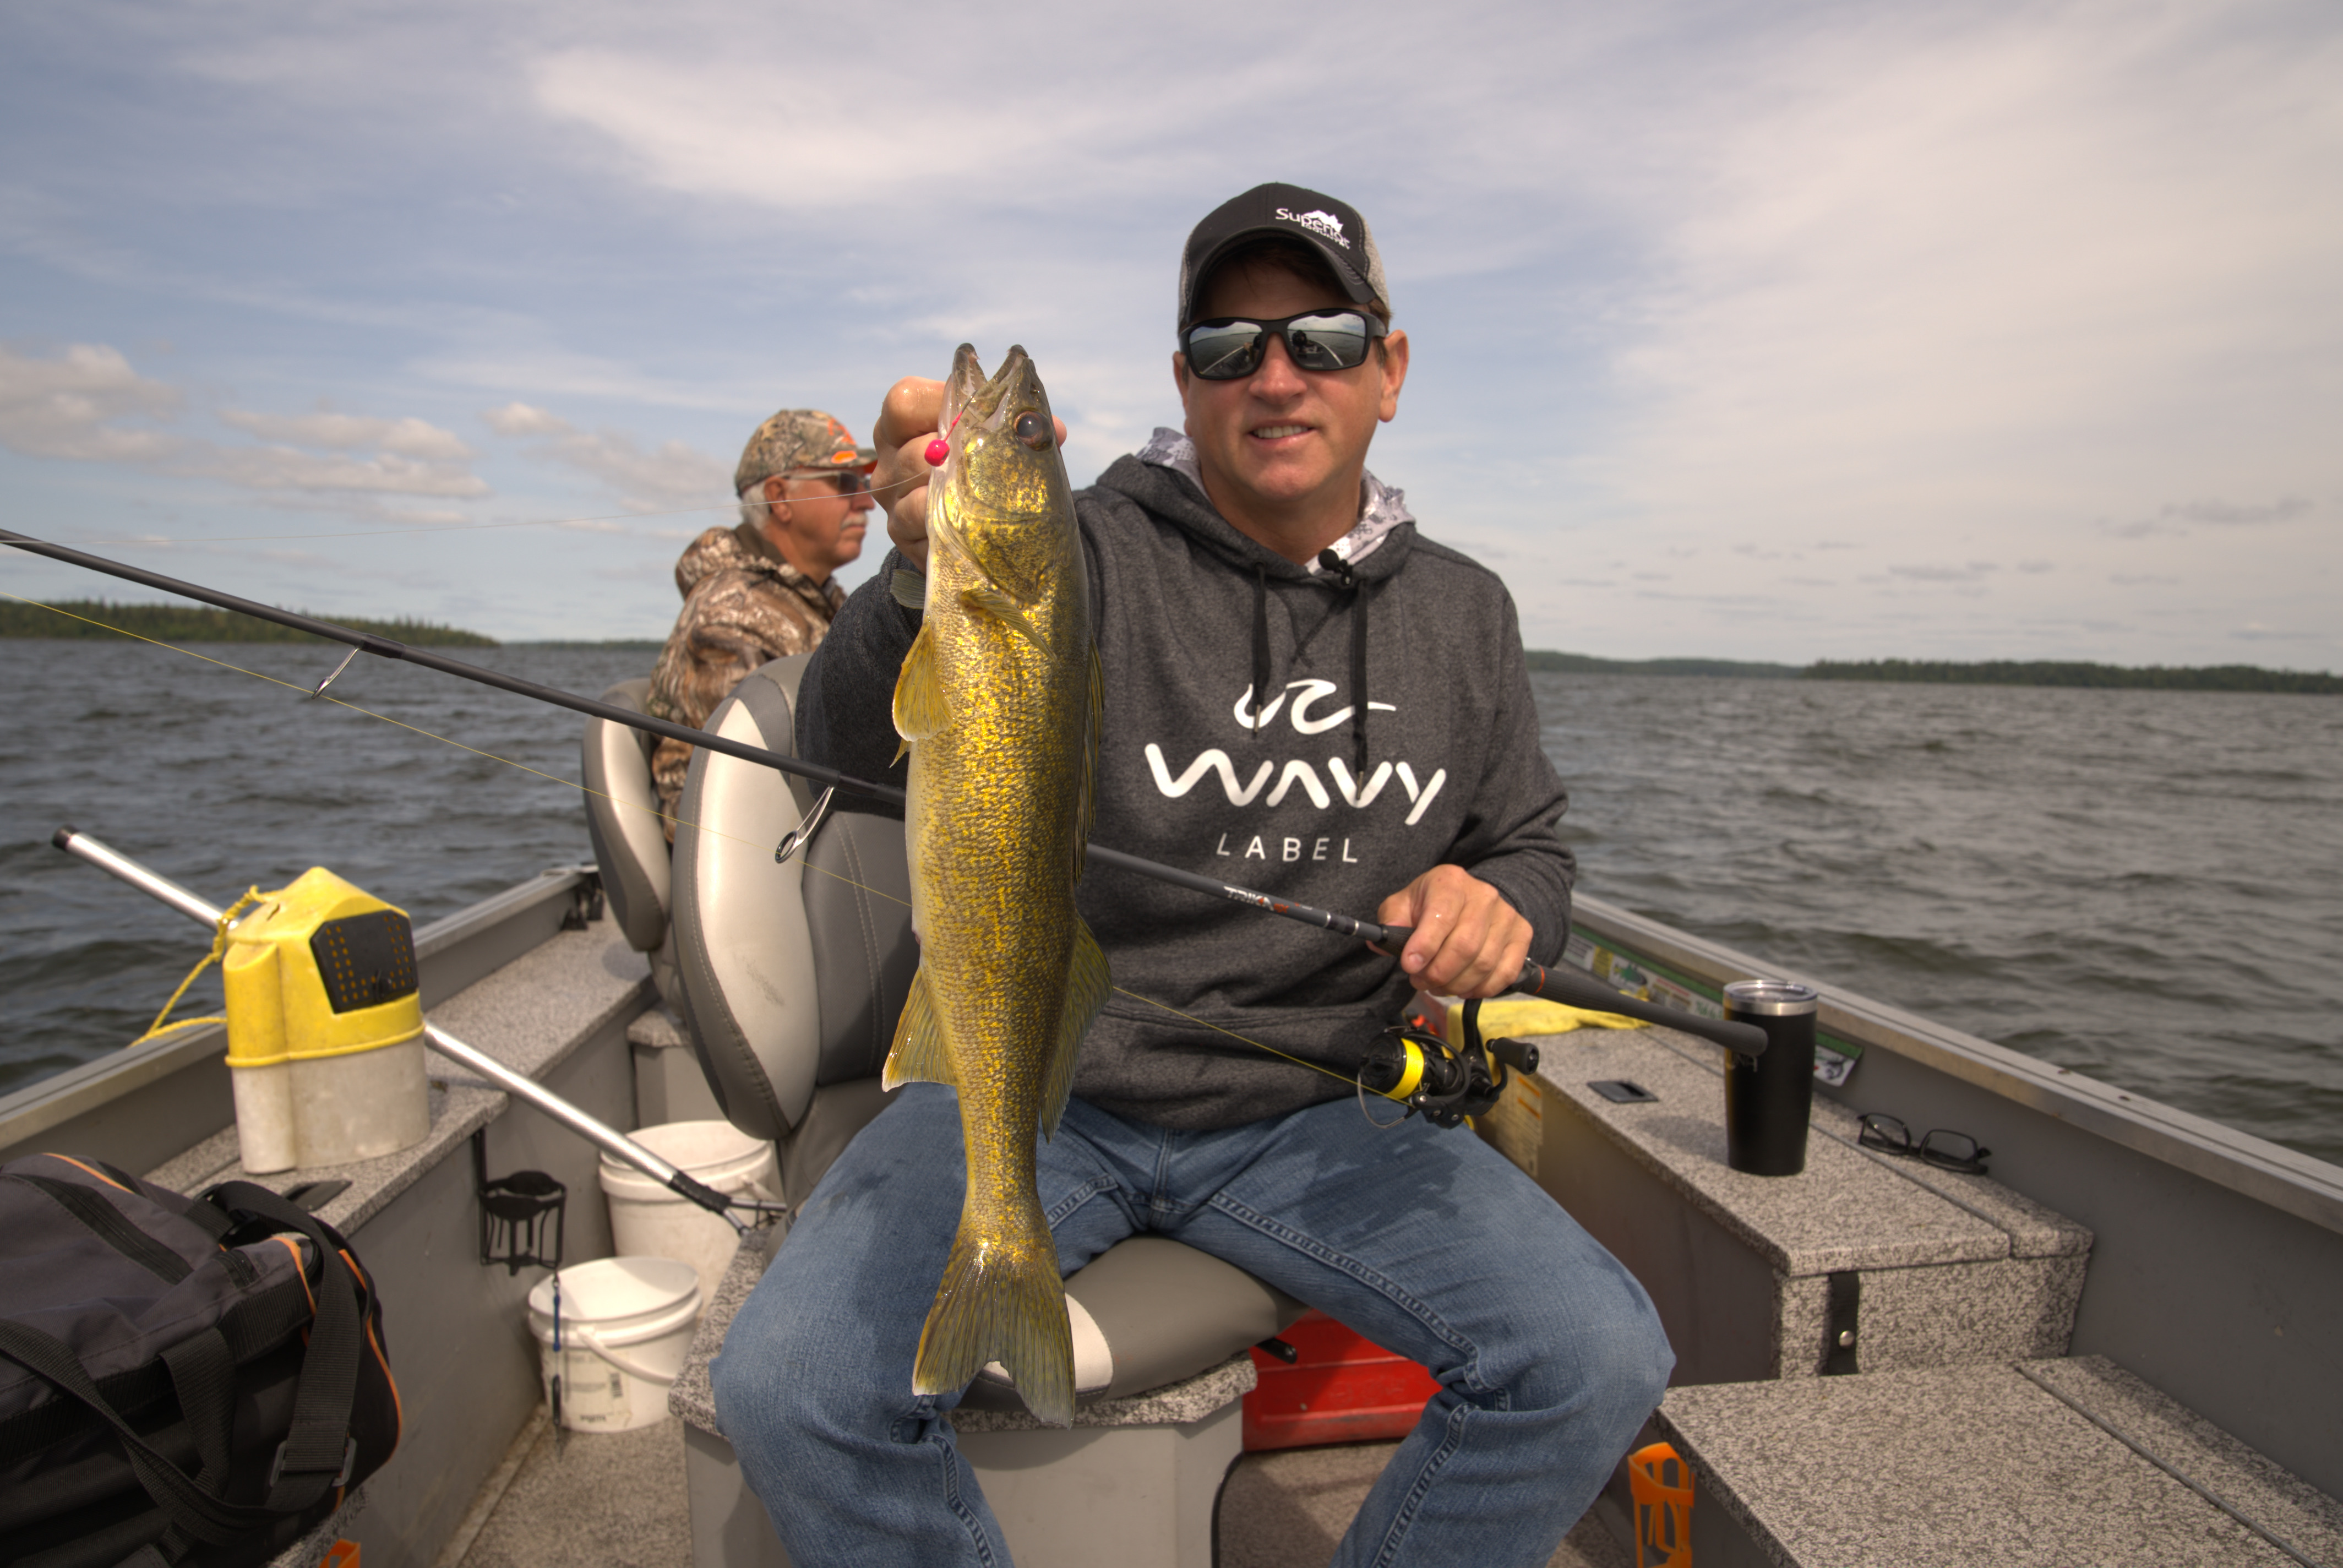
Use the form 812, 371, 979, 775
1358, 998, 1541, 1129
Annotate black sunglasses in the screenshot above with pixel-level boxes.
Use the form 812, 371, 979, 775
1857, 1113, 1991, 1174
1181, 310, 1389, 382
786, 470, 869, 496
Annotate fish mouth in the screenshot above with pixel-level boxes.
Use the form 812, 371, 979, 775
941, 344, 987, 438
947, 344, 1051, 451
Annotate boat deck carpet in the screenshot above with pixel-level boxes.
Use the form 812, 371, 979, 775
446, 1411, 692, 1568
1216, 1442, 1629, 1568
440, 1408, 1627, 1566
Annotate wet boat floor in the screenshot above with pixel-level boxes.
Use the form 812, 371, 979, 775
443, 1408, 1626, 1567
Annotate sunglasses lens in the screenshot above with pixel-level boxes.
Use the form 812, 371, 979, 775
1185, 321, 1265, 380
1285, 313, 1373, 372
1190, 318, 1265, 377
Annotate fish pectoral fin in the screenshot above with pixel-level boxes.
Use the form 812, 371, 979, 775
893, 622, 951, 743
890, 568, 928, 610
913, 1209, 1074, 1428
959, 584, 1048, 652
1040, 921, 1110, 1140
882, 966, 955, 1090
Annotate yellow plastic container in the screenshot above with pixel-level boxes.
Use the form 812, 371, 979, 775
222, 868, 429, 1173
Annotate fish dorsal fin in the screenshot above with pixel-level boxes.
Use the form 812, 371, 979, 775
882, 966, 953, 1091
960, 584, 1048, 652
891, 568, 928, 610
1040, 921, 1110, 1139
893, 621, 951, 744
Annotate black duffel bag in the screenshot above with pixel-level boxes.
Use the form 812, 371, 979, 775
0, 1153, 401, 1568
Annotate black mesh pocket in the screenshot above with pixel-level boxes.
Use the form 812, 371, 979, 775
308, 911, 417, 1014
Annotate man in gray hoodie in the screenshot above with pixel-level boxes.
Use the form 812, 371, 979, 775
713, 184, 1671, 1567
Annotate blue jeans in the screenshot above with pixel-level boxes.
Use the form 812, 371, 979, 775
712, 1084, 1672, 1567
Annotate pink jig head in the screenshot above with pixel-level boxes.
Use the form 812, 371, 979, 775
923, 413, 962, 469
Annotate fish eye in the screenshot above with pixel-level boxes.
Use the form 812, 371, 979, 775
1014, 412, 1051, 450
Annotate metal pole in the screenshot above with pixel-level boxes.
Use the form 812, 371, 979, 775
51, 827, 742, 1224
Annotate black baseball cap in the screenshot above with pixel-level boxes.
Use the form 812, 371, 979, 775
1177, 183, 1390, 331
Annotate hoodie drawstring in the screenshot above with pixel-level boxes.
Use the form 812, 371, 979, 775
1315, 549, 1370, 775
1257, 554, 1372, 771
1251, 567, 1272, 734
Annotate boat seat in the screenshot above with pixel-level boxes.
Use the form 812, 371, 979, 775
579, 676, 686, 1012
668, 652, 1304, 1568
1655, 1355, 2343, 1567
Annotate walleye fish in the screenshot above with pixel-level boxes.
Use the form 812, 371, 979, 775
885, 344, 1108, 1427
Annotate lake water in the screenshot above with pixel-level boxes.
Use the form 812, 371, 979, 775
4, 640, 2338, 1165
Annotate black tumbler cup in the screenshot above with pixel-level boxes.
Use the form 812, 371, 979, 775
1723, 979, 1821, 1176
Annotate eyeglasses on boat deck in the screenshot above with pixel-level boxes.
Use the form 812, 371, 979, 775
1857, 1113, 1991, 1174
1181, 310, 1390, 380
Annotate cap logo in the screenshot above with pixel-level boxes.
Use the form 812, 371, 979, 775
1276, 207, 1350, 250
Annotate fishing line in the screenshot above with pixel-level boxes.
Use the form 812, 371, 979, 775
54, 471, 930, 550
0, 592, 769, 861
7, 527, 1775, 1055
7, 590, 1383, 1096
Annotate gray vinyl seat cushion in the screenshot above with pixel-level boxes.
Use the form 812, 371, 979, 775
580, 677, 672, 954
671, 652, 1304, 1410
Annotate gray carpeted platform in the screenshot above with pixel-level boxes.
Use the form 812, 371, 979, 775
451, 1411, 691, 1568
1216, 1442, 1631, 1568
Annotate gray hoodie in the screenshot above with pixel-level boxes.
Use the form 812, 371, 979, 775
798, 436, 1573, 1130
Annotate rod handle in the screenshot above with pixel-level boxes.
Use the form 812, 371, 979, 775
1377, 926, 1770, 1057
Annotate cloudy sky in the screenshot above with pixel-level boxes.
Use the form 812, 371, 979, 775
2, 0, 2335, 663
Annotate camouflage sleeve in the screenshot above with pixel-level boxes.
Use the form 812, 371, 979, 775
647, 570, 832, 837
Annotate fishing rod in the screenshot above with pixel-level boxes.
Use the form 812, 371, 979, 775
4, 527, 1768, 1056
50, 826, 766, 1230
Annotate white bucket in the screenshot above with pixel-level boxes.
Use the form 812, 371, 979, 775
527, 1257, 701, 1433
600, 1120, 780, 1304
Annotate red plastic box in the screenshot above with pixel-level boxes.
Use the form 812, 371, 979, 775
1242, 1309, 1441, 1451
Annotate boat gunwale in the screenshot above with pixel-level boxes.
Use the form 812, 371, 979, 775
0, 865, 597, 1164
1570, 892, 2343, 1239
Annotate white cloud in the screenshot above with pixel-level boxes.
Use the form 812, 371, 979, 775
487, 400, 730, 513
0, 342, 489, 507
0, 342, 183, 462
1572, 3, 2343, 619
190, 445, 489, 497
218, 407, 473, 459
1888, 563, 1999, 584
482, 401, 572, 437
2103, 496, 2315, 539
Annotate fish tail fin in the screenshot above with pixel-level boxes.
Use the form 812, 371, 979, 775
1040, 920, 1110, 1139
913, 1204, 1073, 1427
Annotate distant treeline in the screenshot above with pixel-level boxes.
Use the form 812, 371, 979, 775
1525, 651, 1799, 679
1, 598, 497, 647
1804, 659, 2342, 693
1527, 649, 2339, 693
510, 639, 664, 652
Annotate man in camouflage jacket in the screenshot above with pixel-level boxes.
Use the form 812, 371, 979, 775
646, 409, 876, 837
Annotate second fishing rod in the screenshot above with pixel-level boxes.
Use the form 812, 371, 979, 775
1, 526, 1769, 1057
